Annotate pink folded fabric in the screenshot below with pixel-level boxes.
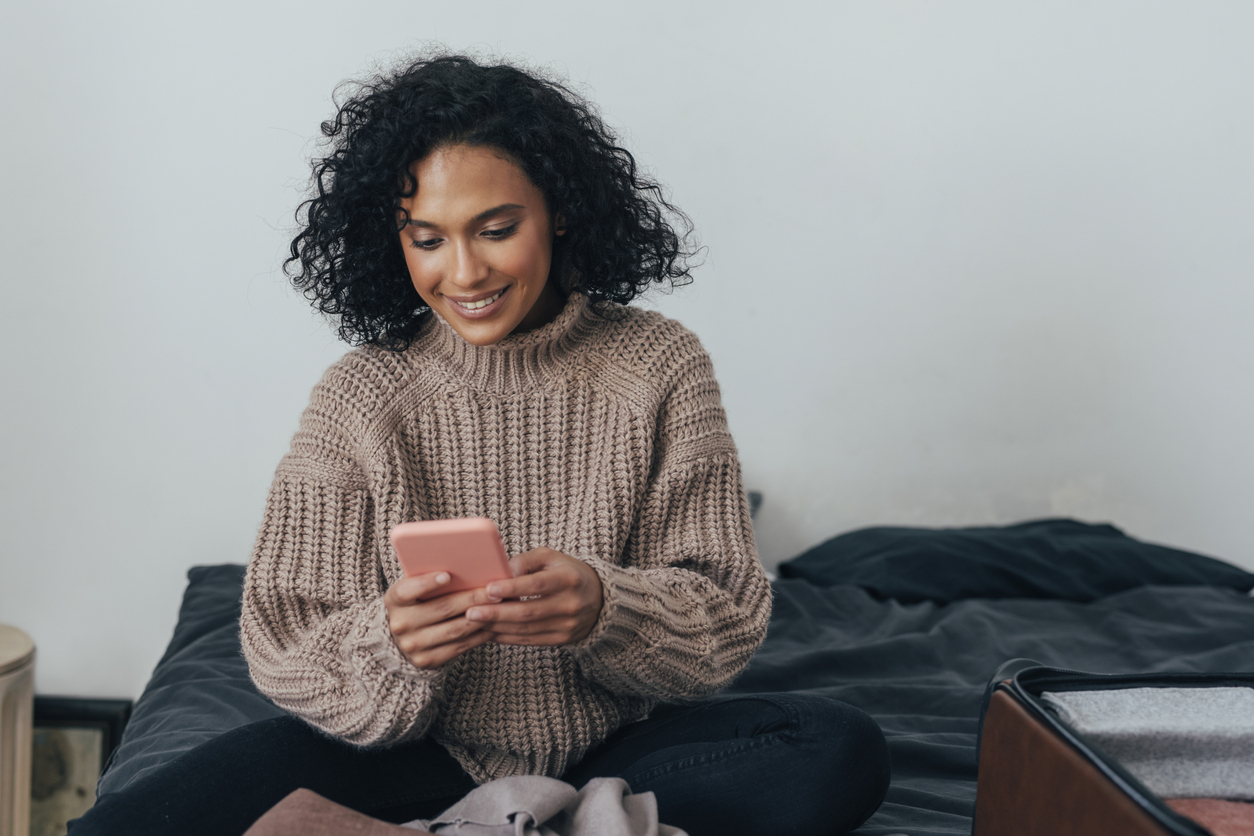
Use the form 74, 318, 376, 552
1166, 798, 1254, 836
242, 789, 435, 836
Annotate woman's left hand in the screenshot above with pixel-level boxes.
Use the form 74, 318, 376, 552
465, 548, 603, 646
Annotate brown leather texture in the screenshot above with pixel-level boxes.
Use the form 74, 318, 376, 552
242, 789, 436, 836
974, 689, 1172, 836
1166, 799, 1254, 836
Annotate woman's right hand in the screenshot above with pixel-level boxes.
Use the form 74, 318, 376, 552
383, 573, 494, 669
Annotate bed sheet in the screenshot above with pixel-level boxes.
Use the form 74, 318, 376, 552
726, 579, 1254, 835
98, 524, 1254, 835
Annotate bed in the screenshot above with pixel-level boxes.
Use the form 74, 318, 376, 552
95, 518, 1254, 835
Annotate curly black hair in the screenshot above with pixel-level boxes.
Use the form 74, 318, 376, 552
286, 52, 697, 350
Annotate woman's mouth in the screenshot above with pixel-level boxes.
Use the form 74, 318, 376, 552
447, 287, 508, 319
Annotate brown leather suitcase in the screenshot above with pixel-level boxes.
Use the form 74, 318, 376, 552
973, 660, 1254, 836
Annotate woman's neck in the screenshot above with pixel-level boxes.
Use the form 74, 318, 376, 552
511, 282, 566, 336
411, 292, 594, 394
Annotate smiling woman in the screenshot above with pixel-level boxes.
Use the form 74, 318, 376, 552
396, 145, 566, 346
68, 52, 889, 836
284, 54, 694, 352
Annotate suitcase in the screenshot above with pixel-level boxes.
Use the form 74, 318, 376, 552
974, 659, 1254, 836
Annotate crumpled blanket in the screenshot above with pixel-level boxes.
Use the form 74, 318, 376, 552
404, 776, 687, 836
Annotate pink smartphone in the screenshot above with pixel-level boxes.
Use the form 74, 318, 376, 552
389, 517, 512, 593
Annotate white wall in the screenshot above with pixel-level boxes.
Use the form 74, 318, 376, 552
2, 1, 1251, 700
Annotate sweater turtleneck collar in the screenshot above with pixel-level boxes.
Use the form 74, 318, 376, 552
409, 292, 596, 393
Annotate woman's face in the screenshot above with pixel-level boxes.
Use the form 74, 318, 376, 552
397, 144, 565, 346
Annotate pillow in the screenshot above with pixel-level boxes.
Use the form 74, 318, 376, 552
775, 518, 1254, 604
99, 564, 284, 796
156, 564, 248, 664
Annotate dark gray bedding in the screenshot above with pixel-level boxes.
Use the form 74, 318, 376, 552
725, 579, 1254, 834
100, 520, 1254, 835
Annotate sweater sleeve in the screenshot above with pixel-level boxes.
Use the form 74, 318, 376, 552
239, 366, 442, 746
570, 336, 772, 700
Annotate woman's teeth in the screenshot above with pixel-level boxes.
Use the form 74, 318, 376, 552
454, 290, 504, 310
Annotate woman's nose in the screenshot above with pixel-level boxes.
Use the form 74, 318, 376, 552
450, 240, 489, 287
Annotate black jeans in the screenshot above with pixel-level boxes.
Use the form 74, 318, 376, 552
70, 693, 889, 836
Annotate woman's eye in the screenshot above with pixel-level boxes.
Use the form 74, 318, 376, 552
482, 223, 519, 240
410, 237, 442, 250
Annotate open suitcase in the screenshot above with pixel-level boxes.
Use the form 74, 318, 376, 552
974, 660, 1254, 836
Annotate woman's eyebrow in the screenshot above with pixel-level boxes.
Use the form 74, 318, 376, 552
404, 203, 526, 228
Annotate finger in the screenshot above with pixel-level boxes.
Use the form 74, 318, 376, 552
466, 596, 576, 625
406, 628, 494, 669
425, 588, 489, 620
385, 572, 452, 606
390, 588, 492, 634
487, 615, 581, 637
507, 549, 560, 578
394, 616, 486, 657
485, 568, 570, 602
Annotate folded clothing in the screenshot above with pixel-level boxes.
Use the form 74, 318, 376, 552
1041, 686, 1254, 801
406, 775, 687, 836
244, 778, 686, 836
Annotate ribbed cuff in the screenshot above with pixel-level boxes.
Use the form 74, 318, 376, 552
332, 598, 445, 744
571, 555, 663, 666
348, 597, 445, 684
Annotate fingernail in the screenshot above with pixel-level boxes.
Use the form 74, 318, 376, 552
486, 584, 501, 599
466, 608, 482, 621
436, 573, 450, 584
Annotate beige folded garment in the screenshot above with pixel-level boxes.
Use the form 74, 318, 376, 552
405, 775, 687, 836
244, 776, 686, 836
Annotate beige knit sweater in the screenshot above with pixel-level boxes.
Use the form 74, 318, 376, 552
240, 293, 772, 784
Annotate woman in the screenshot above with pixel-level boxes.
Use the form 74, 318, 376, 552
78, 53, 889, 836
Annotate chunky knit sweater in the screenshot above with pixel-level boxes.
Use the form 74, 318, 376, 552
240, 293, 772, 784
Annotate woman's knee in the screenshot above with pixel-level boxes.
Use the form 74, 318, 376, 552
751, 693, 891, 833
641, 693, 890, 835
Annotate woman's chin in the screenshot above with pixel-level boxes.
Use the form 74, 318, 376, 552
432, 282, 561, 345
439, 309, 519, 346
